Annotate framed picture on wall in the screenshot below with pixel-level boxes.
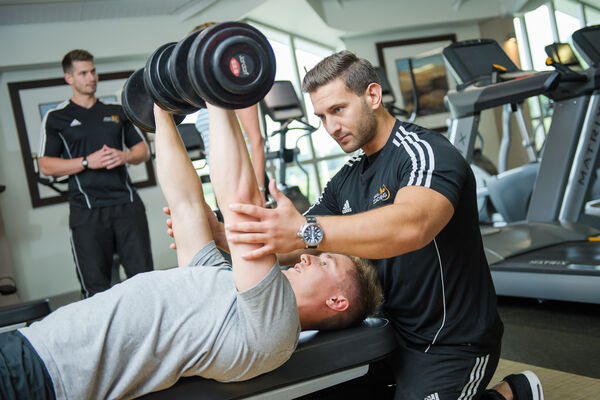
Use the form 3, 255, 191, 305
376, 34, 456, 131
7, 71, 156, 208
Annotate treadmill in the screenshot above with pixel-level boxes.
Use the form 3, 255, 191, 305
443, 28, 600, 304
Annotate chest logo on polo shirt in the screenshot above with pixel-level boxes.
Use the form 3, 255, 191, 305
372, 184, 391, 205
103, 115, 120, 124
70, 119, 82, 127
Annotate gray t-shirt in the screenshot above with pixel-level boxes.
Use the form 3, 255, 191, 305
20, 242, 300, 399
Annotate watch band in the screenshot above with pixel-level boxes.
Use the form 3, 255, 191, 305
81, 156, 88, 169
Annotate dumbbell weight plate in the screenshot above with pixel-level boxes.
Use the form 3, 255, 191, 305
144, 43, 200, 115
188, 22, 276, 109
168, 30, 207, 108
122, 69, 185, 133
155, 43, 189, 104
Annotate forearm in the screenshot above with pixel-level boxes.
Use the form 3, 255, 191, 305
154, 109, 203, 210
316, 205, 428, 259
249, 141, 266, 188
208, 107, 262, 214
39, 156, 85, 177
155, 107, 212, 266
208, 104, 274, 290
204, 202, 229, 251
125, 141, 150, 165
235, 105, 265, 188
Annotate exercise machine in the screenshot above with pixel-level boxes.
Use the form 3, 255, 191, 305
443, 39, 549, 225
534, 26, 600, 228
444, 27, 600, 304
260, 80, 316, 213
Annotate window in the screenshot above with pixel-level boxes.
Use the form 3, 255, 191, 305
246, 21, 349, 205
524, 4, 554, 71
555, 0, 584, 41
513, 0, 600, 151
585, 6, 600, 25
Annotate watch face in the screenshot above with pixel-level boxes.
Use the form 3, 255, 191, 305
303, 225, 323, 245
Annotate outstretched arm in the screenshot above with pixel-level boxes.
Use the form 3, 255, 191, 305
227, 183, 454, 260
207, 104, 275, 292
154, 105, 212, 266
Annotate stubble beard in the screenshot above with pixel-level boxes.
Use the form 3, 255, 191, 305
344, 100, 378, 153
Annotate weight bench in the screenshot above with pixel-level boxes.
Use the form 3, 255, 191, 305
141, 317, 397, 399
0, 298, 51, 334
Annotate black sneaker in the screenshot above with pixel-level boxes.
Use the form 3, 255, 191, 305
503, 370, 544, 400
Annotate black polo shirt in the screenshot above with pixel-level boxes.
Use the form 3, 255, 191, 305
307, 119, 502, 356
40, 99, 147, 208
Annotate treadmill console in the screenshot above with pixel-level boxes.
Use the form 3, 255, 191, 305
442, 39, 521, 86
572, 25, 600, 67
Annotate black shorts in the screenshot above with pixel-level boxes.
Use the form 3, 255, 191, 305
0, 331, 55, 400
387, 338, 501, 400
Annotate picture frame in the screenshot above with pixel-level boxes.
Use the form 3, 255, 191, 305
8, 71, 156, 208
376, 34, 456, 131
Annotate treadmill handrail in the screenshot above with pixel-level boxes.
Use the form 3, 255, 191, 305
446, 71, 560, 118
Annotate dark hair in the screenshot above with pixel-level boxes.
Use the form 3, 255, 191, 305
302, 50, 380, 95
317, 255, 383, 330
61, 49, 94, 73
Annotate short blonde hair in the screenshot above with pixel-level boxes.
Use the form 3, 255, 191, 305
316, 255, 383, 330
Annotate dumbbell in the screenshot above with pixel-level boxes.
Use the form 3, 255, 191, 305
121, 21, 276, 132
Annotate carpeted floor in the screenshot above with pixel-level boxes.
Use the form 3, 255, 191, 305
493, 359, 600, 400
496, 296, 600, 379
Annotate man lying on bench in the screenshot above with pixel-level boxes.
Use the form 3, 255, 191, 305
0, 104, 382, 400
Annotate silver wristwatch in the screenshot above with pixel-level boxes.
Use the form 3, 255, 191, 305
297, 216, 324, 249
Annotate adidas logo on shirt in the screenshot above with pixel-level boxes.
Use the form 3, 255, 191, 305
70, 119, 82, 127
424, 393, 440, 400
342, 200, 352, 214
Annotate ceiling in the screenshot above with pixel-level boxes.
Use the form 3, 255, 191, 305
0, 0, 551, 32
0, 0, 219, 25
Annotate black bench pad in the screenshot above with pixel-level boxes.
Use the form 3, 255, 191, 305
142, 317, 397, 399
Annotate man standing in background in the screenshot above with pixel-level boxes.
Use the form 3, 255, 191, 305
39, 49, 153, 297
